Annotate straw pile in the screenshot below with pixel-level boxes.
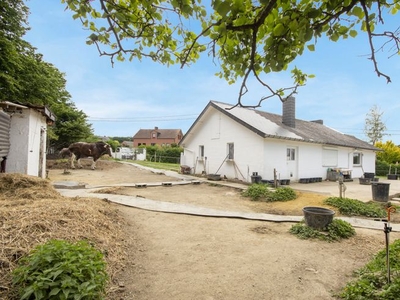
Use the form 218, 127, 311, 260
0, 173, 131, 299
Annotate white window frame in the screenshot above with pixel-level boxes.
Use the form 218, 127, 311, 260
199, 145, 204, 160
227, 143, 234, 160
322, 147, 338, 167
353, 152, 362, 166
287, 148, 295, 161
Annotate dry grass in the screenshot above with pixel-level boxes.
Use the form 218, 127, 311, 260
0, 173, 130, 299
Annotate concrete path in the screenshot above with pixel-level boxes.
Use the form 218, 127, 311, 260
54, 167, 400, 233
58, 188, 400, 231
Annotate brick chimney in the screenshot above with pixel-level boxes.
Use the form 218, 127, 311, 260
282, 96, 296, 128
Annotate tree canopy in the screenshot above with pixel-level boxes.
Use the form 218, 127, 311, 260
364, 105, 387, 145
62, 0, 400, 106
0, 0, 94, 150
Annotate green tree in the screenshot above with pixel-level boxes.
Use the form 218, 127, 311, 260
61, 0, 400, 106
375, 140, 400, 164
364, 105, 387, 145
0, 0, 94, 149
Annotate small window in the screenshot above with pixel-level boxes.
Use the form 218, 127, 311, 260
152, 132, 156, 138
199, 145, 204, 158
227, 143, 234, 160
287, 148, 295, 161
353, 153, 361, 165
151, 143, 156, 146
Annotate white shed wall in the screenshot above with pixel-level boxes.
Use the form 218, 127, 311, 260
7, 109, 48, 178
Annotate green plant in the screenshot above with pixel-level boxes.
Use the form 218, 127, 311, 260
338, 239, 400, 299
268, 187, 297, 202
289, 219, 355, 242
241, 184, 271, 200
242, 184, 297, 202
12, 239, 108, 300
324, 197, 386, 218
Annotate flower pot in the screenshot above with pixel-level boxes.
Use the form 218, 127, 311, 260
207, 174, 221, 181
302, 207, 335, 229
359, 178, 371, 185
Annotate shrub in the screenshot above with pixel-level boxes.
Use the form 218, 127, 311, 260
268, 187, 297, 202
376, 159, 391, 176
289, 219, 355, 242
242, 184, 297, 202
12, 239, 108, 300
241, 183, 270, 200
338, 239, 400, 299
324, 197, 386, 218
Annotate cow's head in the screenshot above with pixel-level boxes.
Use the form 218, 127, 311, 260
104, 144, 112, 157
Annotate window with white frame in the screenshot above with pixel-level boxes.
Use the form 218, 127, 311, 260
353, 153, 362, 165
227, 143, 234, 160
287, 148, 295, 161
322, 148, 338, 166
199, 145, 204, 159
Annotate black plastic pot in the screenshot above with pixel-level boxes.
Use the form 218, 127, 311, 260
364, 172, 375, 179
302, 206, 335, 229
387, 174, 398, 180
359, 178, 371, 185
371, 182, 390, 202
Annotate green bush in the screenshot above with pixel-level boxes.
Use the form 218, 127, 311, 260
376, 159, 391, 176
324, 197, 386, 218
290, 219, 355, 242
145, 145, 183, 163
338, 239, 400, 299
268, 187, 297, 201
12, 239, 108, 300
242, 184, 297, 202
241, 183, 270, 200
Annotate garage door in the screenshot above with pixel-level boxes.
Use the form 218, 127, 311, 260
0, 110, 11, 158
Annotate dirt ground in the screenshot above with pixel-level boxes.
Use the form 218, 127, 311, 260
48, 159, 400, 300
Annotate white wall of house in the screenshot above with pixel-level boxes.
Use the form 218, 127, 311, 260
7, 108, 48, 178
181, 106, 377, 183
182, 108, 264, 180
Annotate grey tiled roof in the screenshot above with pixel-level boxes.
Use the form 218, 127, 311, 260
133, 128, 182, 139
186, 101, 378, 151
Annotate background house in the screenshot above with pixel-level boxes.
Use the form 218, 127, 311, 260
133, 126, 183, 147
179, 99, 379, 183
0, 101, 55, 178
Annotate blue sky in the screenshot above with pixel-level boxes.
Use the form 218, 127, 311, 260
24, 1, 400, 144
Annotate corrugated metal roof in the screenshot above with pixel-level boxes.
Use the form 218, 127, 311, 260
181, 100, 379, 151
0, 110, 11, 157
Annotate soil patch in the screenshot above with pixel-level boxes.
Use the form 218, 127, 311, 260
2, 159, 398, 299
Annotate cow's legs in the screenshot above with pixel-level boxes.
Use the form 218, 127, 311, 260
70, 153, 76, 169
91, 159, 96, 170
77, 158, 83, 169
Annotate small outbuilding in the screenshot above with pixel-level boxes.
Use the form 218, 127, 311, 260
179, 98, 380, 183
0, 101, 56, 178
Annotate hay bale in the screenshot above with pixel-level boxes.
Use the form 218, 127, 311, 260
0, 173, 60, 200
0, 173, 130, 299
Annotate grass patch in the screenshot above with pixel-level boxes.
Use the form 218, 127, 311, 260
289, 219, 355, 242
338, 239, 400, 299
324, 197, 387, 218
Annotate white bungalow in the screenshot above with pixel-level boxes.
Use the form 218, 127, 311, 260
179, 98, 379, 183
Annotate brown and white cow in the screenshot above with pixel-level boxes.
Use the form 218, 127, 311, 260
68, 141, 112, 170
59, 148, 72, 158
